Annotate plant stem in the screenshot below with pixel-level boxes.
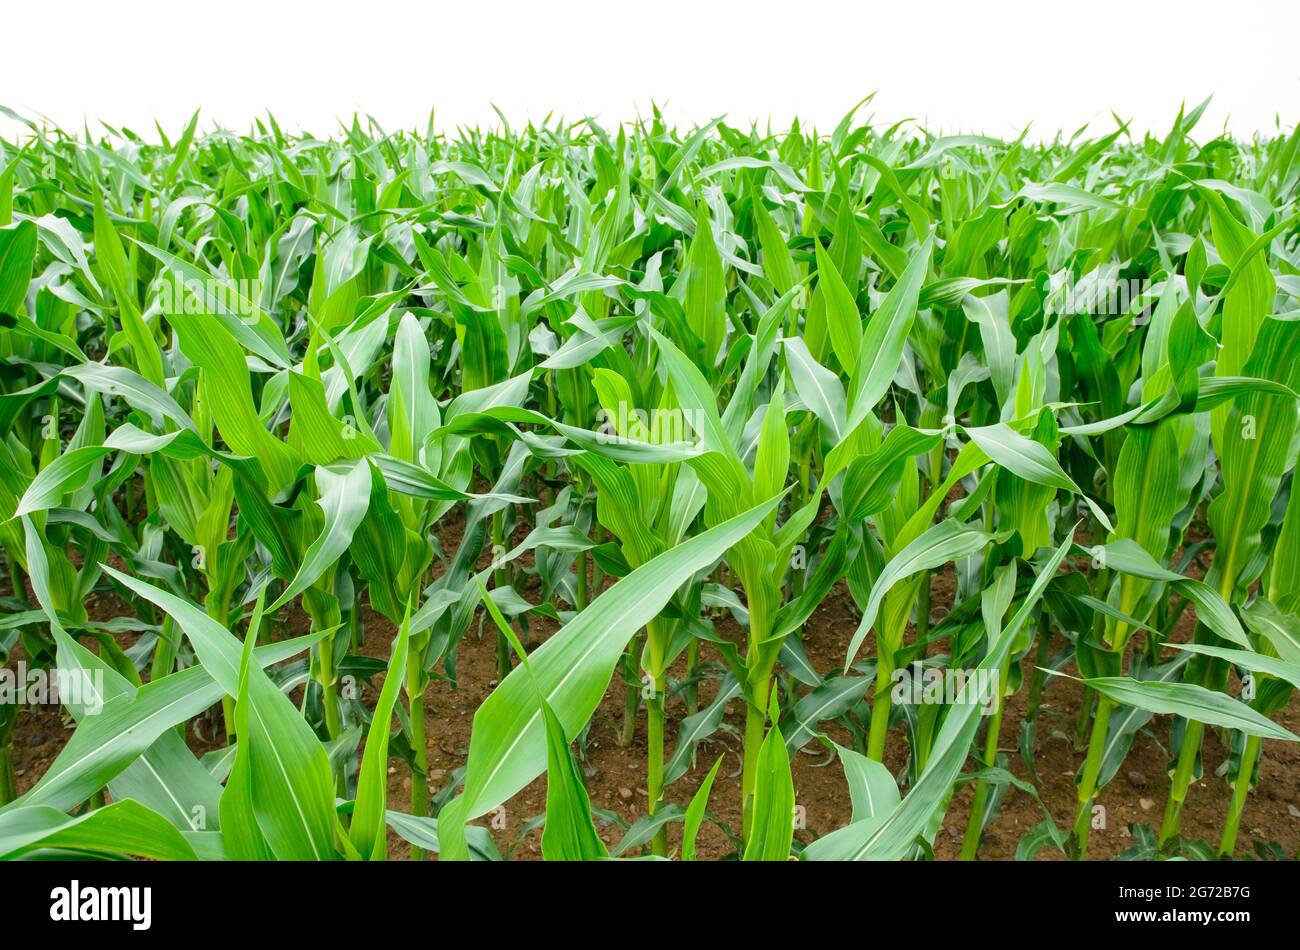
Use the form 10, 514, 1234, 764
645, 618, 670, 857
1024, 615, 1053, 723
1074, 685, 1094, 751
1218, 734, 1259, 857
492, 510, 512, 682
405, 647, 430, 861
1073, 695, 1115, 860
1161, 569, 1234, 846
0, 744, 16, 806
741, 674, 772, 842
315, 612, 343, 743
960, 656, 1009, 860
1158, 719, 1203, 849
590, 524, 604, 596
646, 672, 666, 857
575, 545, 588, 610
220, 696, 236, 744
322, 678, 342, 741
620, 641, 638, 747
866, 660, 893, 761
789, 457, 811, 604
684, 639, 699, 715
915, 571, 931, 644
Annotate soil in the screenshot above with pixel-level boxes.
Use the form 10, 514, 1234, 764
4, 520, 1300, 862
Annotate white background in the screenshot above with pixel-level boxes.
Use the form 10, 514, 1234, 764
2, 0, 1297, 141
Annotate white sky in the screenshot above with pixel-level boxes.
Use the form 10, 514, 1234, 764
2, 0, 1297, 142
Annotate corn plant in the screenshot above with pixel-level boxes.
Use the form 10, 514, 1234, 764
0, 99, 1298, 863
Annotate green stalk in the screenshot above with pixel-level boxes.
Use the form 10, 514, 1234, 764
1160, 576, 1234, 846
789, 458, 811, 603
575, 472, 591, 612
740, 586, 781, 842
149, 624, 177, 683
322, 677, 343, 741
620, 642, 638, 747
313, 617, 343, 744
590, 524, 604, 596
646, 674, 666, 856
741, 672, 773, 841
866, 661, 893, 762
960, 656, 1010, 860
492, 510, 511, 682
915, 571, 931, 643
1024, 616, 1053, 723
1159, 719, 1202, 848
405, 646, 430, 861
1218, 734, 1259, 857
201, 595, 236, 743
645, 616, 671, 857
1075, 598, 1140, 855
1072, 695, 1115, 860
221, 696, 236, 744
0, 744, 16, 806
866, 610, 908, 761
1074, 685, 1094, 751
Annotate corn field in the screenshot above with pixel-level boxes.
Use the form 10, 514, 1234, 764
1, 100, 1299, 863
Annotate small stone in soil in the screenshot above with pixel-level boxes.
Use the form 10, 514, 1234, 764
24, 732, 47, 747
617, 787, 633, 800
1139, 797, 1155, 811
1126, 770, 1147, 787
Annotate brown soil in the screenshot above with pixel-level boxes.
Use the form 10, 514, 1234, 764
5, 530, 1300, 862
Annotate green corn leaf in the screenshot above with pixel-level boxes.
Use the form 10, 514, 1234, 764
742, 695, 795, 862
438, 494, 780, 853
0, 800, 198, 861
348, 607, 411, 860
681, 755, 724, 862
100, 569, 339, 860
1082, 677, 1299, 743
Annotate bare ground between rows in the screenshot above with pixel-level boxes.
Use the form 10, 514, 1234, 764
5, 546, 1300, 861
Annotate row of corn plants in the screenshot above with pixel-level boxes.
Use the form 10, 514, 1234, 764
0, 98, 1298, 860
